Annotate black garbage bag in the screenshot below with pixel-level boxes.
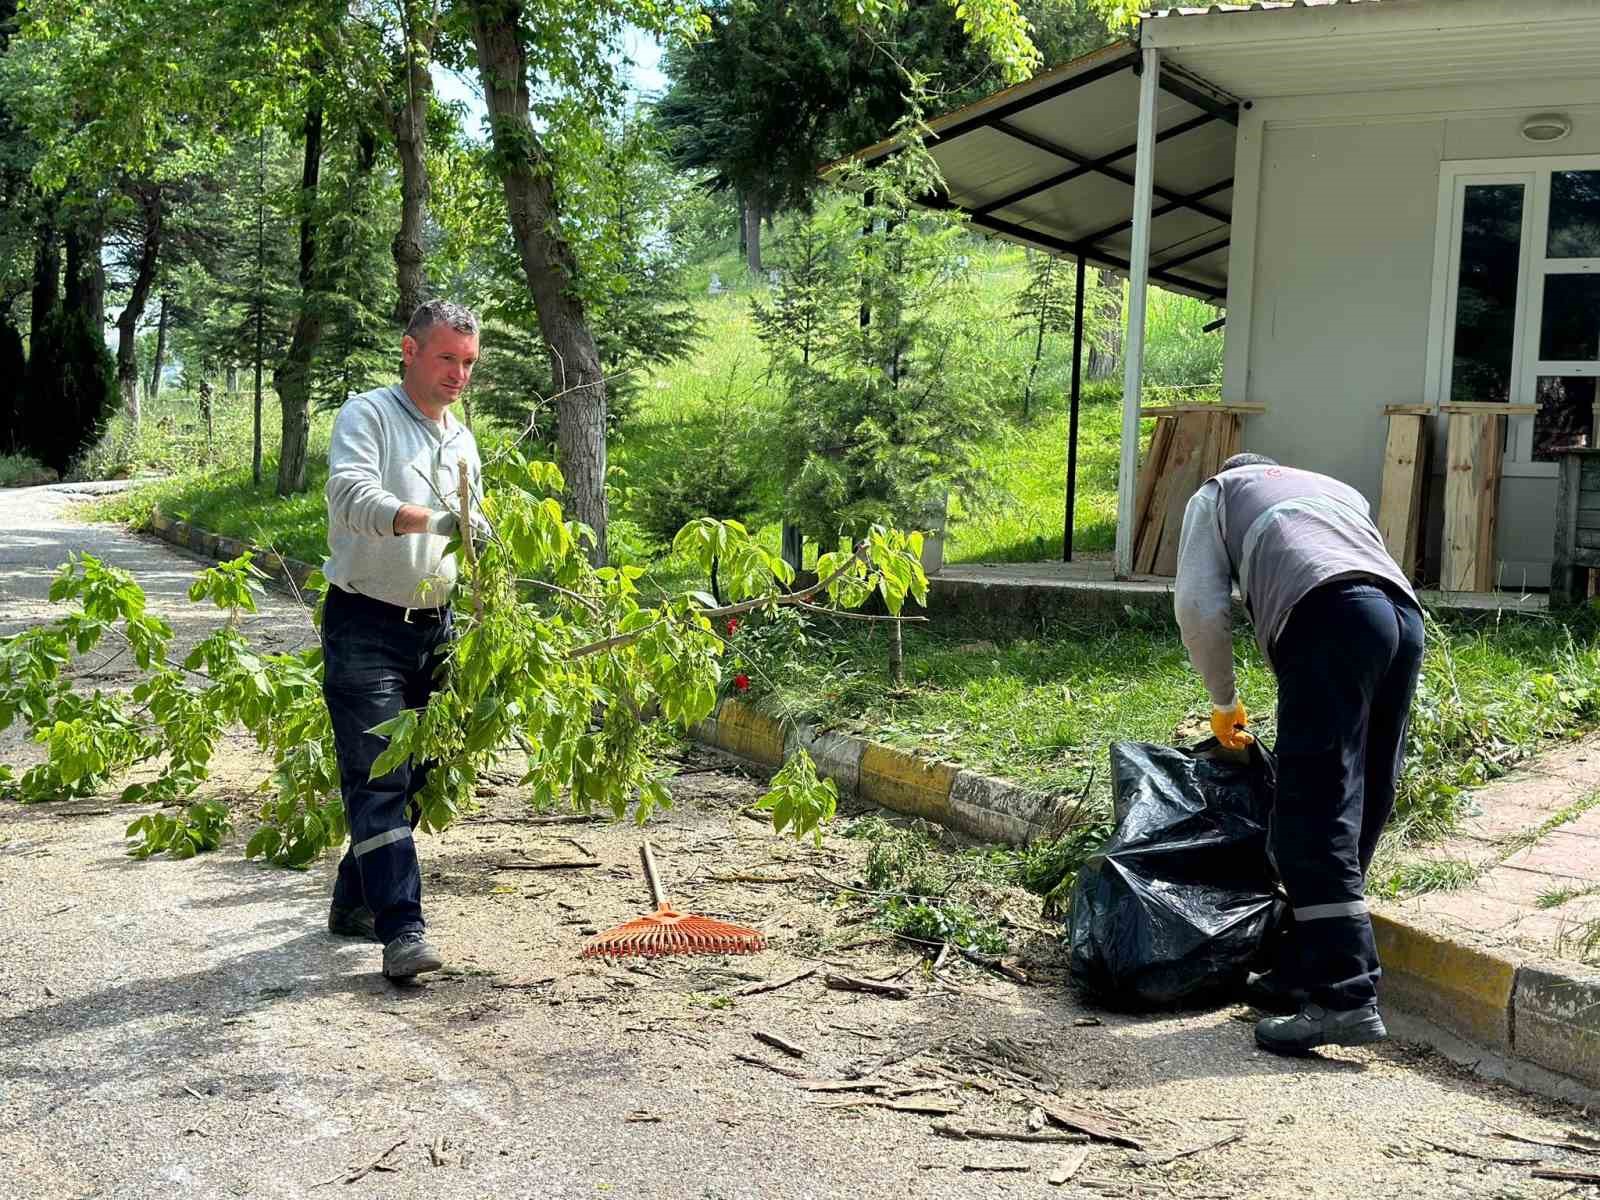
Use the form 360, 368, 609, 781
1068, 737, 1284, 1010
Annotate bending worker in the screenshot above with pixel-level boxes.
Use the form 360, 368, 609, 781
1173, 453, 1424, 1054
321, 299, 486, 983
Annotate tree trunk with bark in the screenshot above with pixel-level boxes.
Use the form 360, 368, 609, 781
63, 219, 105, 333
468, 0, 609, 563
147, 294, 169, 401
30, 220, 58, 338
743, 194, 763, 276
388, 0, 435, 325
113, 184, 162, 430
226, 364, 239, 394
273, 94, 326, 497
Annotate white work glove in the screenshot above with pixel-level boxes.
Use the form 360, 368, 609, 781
425, 509, 491, 546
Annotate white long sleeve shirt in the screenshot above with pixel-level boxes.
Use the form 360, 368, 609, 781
322, 384, 482, 610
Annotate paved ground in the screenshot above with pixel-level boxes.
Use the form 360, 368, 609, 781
1380, 737, 1600, 960
5, 482, 1600, 1200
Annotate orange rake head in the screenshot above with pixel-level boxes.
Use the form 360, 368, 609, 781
581, 902, 766, 959
581, 840, 767, 960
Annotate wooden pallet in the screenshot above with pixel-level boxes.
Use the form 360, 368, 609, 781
1131, 407, 1245, 577
1376, 409, 1430, 580
1441, 411, 1505, 592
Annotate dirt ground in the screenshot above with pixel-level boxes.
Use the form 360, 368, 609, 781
5, 483, 1600, 1200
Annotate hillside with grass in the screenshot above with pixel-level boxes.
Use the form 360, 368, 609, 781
90, 233, 1227, 589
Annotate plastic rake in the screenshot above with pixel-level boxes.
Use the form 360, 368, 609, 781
581, 840, 766, 959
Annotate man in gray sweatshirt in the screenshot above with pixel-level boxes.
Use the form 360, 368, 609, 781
321, 299, 484, 982
1174, 453, 1423, 1054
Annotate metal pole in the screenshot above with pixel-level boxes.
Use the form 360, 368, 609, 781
1064, 253, 1086, 562
1113, 47, 1161, 579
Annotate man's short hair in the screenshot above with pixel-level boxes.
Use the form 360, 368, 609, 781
405, 299, 479, 345
1219, 452, 1278, 473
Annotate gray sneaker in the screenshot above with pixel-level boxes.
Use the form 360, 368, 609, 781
1256, 1003, 1387, 1055
383, 931, 444, 980
328, 904, 378, 941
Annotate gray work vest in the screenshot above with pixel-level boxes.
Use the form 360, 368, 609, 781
1213, 465, 1419, 669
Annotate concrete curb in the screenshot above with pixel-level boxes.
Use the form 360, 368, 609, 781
143, 508, 318, 601
1373, 908, 1600, 1094
692, 697, 1065, 847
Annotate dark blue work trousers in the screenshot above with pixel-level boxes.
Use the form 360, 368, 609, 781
322, 585, 452, 944
1270, 579, 1425, 1011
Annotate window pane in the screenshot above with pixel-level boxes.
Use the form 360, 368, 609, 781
1539, 274, 1600, 361
1534, 375, 1598, 461
1548, 170, 1600, 258
1450, 184, 1524, 403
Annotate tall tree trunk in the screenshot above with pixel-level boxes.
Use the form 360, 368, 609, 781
273, 94, 326, 497
252, 129, 266, 486
64, 216, 105, 334
469, 0, 608, 563
147, 294, 169, 401
113, 184, 162, 429
743, 194, 763, 276
30, 219, 58, 339
388, 0, 435, 325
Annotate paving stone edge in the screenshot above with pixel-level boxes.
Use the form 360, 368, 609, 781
144, 510, 1600, 1097
1373, 911, 1600, 1094
143, 507, 318, 600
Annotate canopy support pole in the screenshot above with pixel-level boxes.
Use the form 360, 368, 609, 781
1064, 253, 1086, 562
1114, 47, 1161, 579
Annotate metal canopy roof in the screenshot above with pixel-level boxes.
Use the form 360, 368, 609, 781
841, 0, 1600, 301
1145, 0, 1600, 99
842, 43, 1238, 301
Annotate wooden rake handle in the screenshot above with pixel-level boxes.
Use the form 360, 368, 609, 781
640, 840, 669, 909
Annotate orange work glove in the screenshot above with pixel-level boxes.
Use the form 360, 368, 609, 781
1210, 698, 1254, 750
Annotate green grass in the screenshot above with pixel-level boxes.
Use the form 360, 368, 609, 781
733, 606, 1600, 853
86, 391, 339, 566
1536, 882, 1600, 910
1369, 858, 1481, 902
0, 452, 52, 486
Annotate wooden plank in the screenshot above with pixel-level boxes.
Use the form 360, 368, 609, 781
1439, 402, 1536, 415
1578, 508, 1600, 531
1579, 528, 1600, 551
1442, 412, 1504, 592
1216, 412, 1242, 463
1131, 417, 1174, 573
1578, 490, 1600, 512
1553, 452, 1582, 607
1152, 411, 1211, 576
1198, 411, 1226, 482
1383, 404, 1433, 417
1377, 412, 1428, 579
1583, 461, 1600, 491
1138, 403, 1265, 417
1136, 419, 1191, 575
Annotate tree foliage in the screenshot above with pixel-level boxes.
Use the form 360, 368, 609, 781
754, 129, 998, 545
0, 462, 927, 862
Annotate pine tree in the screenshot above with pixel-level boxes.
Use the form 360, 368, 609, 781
1011, 250, 1077, 418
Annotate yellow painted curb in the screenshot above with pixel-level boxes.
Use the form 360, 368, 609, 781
714, 698, 786, 768
1373, 913, 1517, 1051
858, 744, 958, 822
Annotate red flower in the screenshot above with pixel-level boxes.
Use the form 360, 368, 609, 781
734, 673, 750, 693
726, 618, 740, 636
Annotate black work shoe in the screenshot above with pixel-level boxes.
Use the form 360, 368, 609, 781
383, 931, 444, 980
328, 903, 378, 941
1255, 1003, 1387, 1055
1242, 970, 1309, 1015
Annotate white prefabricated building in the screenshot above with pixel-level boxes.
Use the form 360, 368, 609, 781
848, 0, 1600, 589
